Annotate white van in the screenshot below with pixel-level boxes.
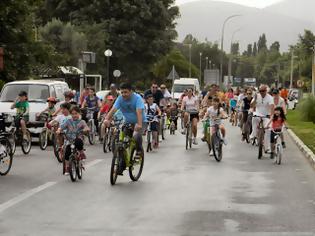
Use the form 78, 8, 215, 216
0, 80, 69, 134
171, 78, 201, 100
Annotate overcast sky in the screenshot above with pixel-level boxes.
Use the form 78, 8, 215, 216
176, 0, 283, 8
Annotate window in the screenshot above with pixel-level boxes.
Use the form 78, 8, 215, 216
54, 85, 64, 100
50, 86, 56, 97
173, 84, 194, 93
0, 84, 49, 102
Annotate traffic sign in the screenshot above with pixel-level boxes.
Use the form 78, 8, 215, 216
113, 70, 121, 78
297, 80, 304, 88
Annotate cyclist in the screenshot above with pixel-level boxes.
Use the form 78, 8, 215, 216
104, 82, 146, 157
160, 84, 172, 104
145, 94, 162, 149
11, 91, 29, 140
79, 85, 91, 106
52, 91, 76, 116
266, 107, 287, 159
169, 102, 179, 130
37, 97, 57, 119
99, 95, 115, 141
272, 88, 287, 148
181, 88, 199, 145
81, 87, 101, 131
105, 83, 120, 100
201, 95, 213, 142
250, 85, 275, 152
144, 83, 164, 107
203, 97, 228, 145
57, 106, 89, 175
225, 88, 234, 115
240, 89, 253, 140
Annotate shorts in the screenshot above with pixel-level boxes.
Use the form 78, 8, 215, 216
270, 129, 282, 143
149, 121, 159, 132
14, 115, 29, 128
189, 113, 199, 121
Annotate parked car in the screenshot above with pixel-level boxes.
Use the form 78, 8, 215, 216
0, 80, 69, 134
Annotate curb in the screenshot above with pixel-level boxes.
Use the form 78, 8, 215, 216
287, 129, 315, 169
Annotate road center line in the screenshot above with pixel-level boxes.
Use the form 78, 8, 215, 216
0, 182, 57, 214
85, 159, 103, 168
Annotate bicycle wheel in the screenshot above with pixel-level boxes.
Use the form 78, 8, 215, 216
53, 136, 62, 163
76, 160, 83, 179
39, 129, 48, 150
276, 144, 282, 165
110, 149, 120, 185
88, 121, 95, 145
69, 156, 77, 182
257, 131, 264, 159
129, 147, 144, 181
0, 139, 13, 176
185, 127, 189, 150
189, 126, 192, 149
103, 132, 109, 153
146, 131, 151, 153
21, 131, 31, 154
212, 134, 222, 162
8, 134, 16, 156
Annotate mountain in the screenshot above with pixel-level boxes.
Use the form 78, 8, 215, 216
265, 0, 315, 24
176, 0, 315, 51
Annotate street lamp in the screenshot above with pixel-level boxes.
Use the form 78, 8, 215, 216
104, 49, 112, 89
199, 52, 202, 85
220, 14, 241, 88
228, 28, 241, 85
205, 57, 208, 70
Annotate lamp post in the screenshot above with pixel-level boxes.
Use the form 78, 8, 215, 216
290, 51, 298, 89
199, 52, 202, 85
205, 57, 208, 70
104, 49, 112, 89
189, 44, 192, 77
220, 14, 241, 88
228, 28, 241, 86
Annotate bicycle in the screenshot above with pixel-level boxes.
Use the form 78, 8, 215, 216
202, 118, 212, 154
0, 113, 13, 176
146, 116, 159, 153
253, 115, 270, 159
210, 118, 227, 162
159, 113, 167, 140
271, 128, 286, 165
86, 108, 98, 145
110, 123, 144, 185
184, 110, 198, 150
37, 113, 55, 150
10, 116, 32, 155
169, 115, 179, 135
62, 133, 86, 182
241, 110, 252, 144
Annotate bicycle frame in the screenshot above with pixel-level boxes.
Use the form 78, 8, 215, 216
117, 125, 136, 168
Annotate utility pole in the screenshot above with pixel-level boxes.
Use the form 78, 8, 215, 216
290, 51, 295, 89
312, 45, 315, 95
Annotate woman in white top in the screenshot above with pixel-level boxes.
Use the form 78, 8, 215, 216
181, 88, 199, 145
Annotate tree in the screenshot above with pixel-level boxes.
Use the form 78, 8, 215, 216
231, 42, 240, 55
257, 34, 267, 52
0, 0, 47, 82
270, 41, 280, 52
253, 42, 258, 56
40, 19, 87, 66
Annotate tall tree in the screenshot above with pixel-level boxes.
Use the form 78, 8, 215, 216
231, 42, 240, 55
257, 34, 267, 52
253, 42, 258, 56
270, 41, 280, 52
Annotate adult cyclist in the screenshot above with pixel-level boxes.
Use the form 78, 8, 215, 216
250, 84, 274, 153
104, 82, 146, 157
181, 88, 199, 145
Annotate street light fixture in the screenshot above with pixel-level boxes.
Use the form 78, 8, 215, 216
205, 57, 209, 70
220, 14, 242, 88
199, 52, 202, 85
104, 49, 112, 89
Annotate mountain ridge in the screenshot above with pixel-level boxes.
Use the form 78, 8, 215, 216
176, 0, 315, 51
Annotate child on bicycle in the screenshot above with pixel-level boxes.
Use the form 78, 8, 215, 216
266, 107, 287, 159
204, 97, 228, 145
169, 102, 179, 130
99, 95, 115, 141
145, 94, 161, 149
37, 97, 57, 119
57, 106, 89, 175
201, 95, 213, 142
11, 91, 29, 140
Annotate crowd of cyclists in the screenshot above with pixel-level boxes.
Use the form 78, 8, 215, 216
0, 80, 289, 179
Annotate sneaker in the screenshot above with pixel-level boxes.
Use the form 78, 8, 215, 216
270, 152, 274, 159
221, 137, 227, 145
64, 165, 69, 176
193, 138, 198, 145
282, 142, 286, 148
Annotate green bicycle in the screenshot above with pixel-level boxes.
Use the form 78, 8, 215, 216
110, 123, 144, 185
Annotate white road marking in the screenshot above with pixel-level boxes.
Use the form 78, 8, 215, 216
0, 182, 57, 213
85, 159, 103, 168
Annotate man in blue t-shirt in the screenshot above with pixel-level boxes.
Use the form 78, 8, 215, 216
104, 83, 146, 156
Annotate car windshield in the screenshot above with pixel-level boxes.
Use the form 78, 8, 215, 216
0, 84, 49, 102
173, 84, 194, 93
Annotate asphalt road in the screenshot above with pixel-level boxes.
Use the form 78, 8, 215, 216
1, 122, 315, 236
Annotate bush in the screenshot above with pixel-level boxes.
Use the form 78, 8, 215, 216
298, 95, 315, 123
